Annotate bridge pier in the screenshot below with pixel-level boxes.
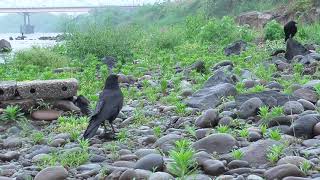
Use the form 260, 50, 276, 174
20, 12, 34, 34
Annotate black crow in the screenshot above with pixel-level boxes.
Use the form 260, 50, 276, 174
83, 74, 123, 139
284, 21, 297, 42
74, 95, 91, 116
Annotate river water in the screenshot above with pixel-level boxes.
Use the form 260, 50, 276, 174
0, 33, 61, 63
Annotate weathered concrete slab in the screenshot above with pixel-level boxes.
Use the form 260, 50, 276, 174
17, 79, 78, 100
0, 81, 17, 101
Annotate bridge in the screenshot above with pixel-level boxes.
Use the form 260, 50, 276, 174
0, 6, 137, 13
0, 6, 138, 34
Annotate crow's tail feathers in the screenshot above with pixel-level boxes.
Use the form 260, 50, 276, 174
83, 117, 100, 139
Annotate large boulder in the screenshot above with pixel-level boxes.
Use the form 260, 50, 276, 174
222, 139, 281, 167
185, 70, 237, 110
235, 90, 299, 108
195, 109, 219, 128
185, 83, 236, 110
287, 114, 320, 138
34, 166, 68, 180
224, 40, 247, 56
264, 164, 305, 180
285, 39, 310, 61
238, 97, 263, 119
0, 39, 11, 52
135, 154, 164, 171
293, 88, 318, 103
153, 134, 182, 153
192, 133, 236, 154
283, 101, 304, 115
236, 11, 274, 29
203, 70, 236, 87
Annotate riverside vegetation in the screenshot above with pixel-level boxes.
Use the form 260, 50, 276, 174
1, 0, 320, 179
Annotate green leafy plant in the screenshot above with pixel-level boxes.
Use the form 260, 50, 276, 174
231, 149, 244, 160
299, 160, 312, 175
266, 144, 285, 164
0, 105, 25, 122
160, 79, 168, 95
260, 124, 268, 137
259, 106, 284, 124
37, 148, 89, 169
239, 129, 249, 139
176, 103, 187, 116
248, 85, 266, 93
270, 106, 284, 117
216, 125, 230, 133
167, 139, 197, 178
314, 83, 320, 98
153, 126, 162, 138
31, 131, 45, 144
78, 139, 90, 150
60, 149, 89, 167
185, 125, 197, 138
116, 129, 129, 143
56, 116, 88, 140
104, 142, 119, 161
258, 106, 270, 120
235, 82, 246, 94
268, 129, 282, 141
70, 130, 81, 142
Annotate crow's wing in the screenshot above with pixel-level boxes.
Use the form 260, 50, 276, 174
94, 89, 123, 121
90, 91, 106, 118
83, 89, 123, 139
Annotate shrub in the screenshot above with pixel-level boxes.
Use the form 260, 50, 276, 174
297, 23, 320, 44
147, 27, 184, 50
264, 20, 284, 41
65, 25, 137, 64
185, 14, 206, 40
199, 16, 255, 45
13, 47, 70, 69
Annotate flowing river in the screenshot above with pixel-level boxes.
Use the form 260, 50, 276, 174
0, 33, 61, 63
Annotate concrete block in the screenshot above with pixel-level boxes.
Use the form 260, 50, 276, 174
0, 81, 17, 101
17, 79, 78, 100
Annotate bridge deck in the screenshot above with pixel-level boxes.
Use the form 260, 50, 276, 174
0, 6, 137, 13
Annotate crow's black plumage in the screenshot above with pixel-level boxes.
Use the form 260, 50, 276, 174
83, 74, 123, 139
284, 21, 297, 42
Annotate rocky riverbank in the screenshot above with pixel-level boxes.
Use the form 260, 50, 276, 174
1, 38, 320, 180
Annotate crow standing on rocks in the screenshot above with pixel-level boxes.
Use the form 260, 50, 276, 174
83, 74, 123, 139
284, 21, 298, 42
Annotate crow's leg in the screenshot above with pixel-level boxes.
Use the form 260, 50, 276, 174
110, 123, 116, 134
102, 121, 108, 134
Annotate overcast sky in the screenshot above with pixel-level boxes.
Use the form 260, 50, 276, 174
0, 0, 164, 7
